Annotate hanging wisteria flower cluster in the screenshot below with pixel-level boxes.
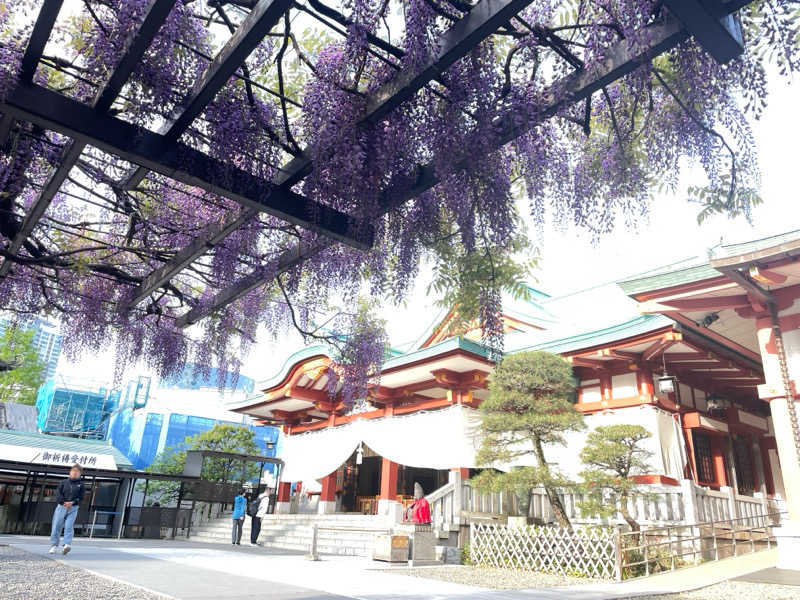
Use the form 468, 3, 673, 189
0, 0, 797, 405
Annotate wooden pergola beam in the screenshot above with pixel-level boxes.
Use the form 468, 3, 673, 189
662, 0, 744, 64
19, 0, 63, 82
121, 0, 295, 191
0, 0, 62, 148
0, 83, 373, 250
176, 14, 731, 326
274, 0, 538, 190
0, 0, 178, 278
146, 0, 540, 307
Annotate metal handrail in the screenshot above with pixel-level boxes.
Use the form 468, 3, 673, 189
617, 511, 785, 580
305, 524, 392, 561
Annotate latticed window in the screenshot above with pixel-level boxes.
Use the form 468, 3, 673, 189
733, 437, 756, 494
693, 432, 715, 483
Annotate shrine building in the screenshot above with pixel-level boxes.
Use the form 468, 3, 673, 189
229, 230, 799, 551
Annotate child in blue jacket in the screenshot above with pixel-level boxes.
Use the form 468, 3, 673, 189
231, 489, 247, 545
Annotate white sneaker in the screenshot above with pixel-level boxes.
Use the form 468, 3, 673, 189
62, 545, 71, 555
48, 546, 57, 554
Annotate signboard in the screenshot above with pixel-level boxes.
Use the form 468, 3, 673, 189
0, 443, 118, 471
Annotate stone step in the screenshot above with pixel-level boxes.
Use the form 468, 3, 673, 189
188, 510, 393, 558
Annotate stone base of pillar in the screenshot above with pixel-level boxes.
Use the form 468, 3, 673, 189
378, 499, 403, 522
318, 500, 336, 514
775, 520, 800, 570
275, 501, 291, 514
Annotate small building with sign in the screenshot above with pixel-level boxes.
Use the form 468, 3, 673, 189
0, 429, 134, 535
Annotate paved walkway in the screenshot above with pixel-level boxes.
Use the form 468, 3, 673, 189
0, 535, 780, 600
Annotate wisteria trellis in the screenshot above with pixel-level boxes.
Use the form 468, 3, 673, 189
0, 0, 797, 403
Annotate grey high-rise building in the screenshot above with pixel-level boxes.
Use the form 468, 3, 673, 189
0, 316, 63, 379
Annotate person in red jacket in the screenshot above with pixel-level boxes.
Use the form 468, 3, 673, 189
405, 482, 431, 524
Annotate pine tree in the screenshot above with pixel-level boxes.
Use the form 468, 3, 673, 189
578, 424, 653, 532
472, 351, 584, 528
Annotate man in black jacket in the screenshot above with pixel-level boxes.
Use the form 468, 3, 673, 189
49, 463, 85, 555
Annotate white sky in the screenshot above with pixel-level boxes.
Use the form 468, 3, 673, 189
60, 60, 800, 388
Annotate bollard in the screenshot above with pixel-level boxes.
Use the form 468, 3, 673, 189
306, 524, 320, 561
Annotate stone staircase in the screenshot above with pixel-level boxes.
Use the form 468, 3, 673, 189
189, 512, 395, 557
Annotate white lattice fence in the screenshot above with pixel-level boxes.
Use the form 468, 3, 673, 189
470, 523, 618, 579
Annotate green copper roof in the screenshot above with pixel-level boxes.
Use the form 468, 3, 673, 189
710, 228, 800, 261
510, 314, 674, 355
0, 429, 134, 469
619, 230, 800, 297
382, 335, 492, 370
617, 263, 719, 297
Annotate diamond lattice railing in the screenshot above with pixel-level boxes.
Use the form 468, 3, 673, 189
470, 522, 618, 579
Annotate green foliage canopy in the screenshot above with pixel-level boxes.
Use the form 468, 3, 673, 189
0, 326, 46, 405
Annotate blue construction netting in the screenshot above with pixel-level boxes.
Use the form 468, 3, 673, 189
36, 381, 120, 440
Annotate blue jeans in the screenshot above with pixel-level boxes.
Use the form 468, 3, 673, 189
50, 504, 78, 546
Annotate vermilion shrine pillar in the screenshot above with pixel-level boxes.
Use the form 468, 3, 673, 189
319, 471, 337, 514
378, 458, 401, 521
276, 481, 291, 514
710, 436, 728, 488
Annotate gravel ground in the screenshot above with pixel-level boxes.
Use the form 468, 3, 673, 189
632, 580, 800, 600
384, 565, 599, 589
0, 545, 165, 600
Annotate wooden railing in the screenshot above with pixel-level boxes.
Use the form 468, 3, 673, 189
462, 482, 687, 526
428, 481, 457, 527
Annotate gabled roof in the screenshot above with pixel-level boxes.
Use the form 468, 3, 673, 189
249, 344, 332, 394
0, 429, 134, 469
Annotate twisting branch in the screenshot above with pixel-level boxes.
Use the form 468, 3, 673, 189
276, 12, 301, 154
652, 69, 737, 204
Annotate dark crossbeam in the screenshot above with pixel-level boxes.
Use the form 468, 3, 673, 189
125, 215, 250, 308
19, 0, 64, 81
175, 14, 729, 327
121, 0, 294, 191
275, 0, 536, 190
0, 0, 62, 148
662, 0, 744, 63
131, 0, 533, 309
0, 0, 177, 278
0, 83, 373, 250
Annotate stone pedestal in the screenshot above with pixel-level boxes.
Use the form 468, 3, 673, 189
275, 501, 291, 514
395, 524, 439, 566
372, 534, 409, 563
317, 500, 336, 514
775, 520, 800, 570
